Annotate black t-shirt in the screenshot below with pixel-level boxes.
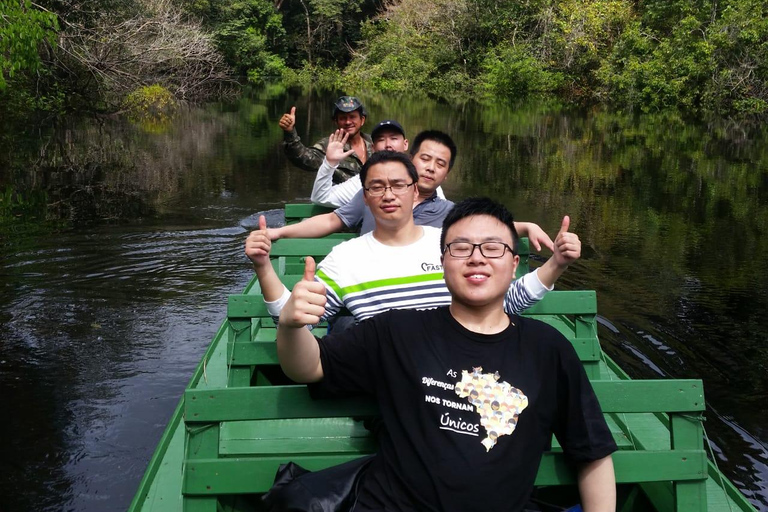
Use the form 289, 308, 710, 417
310, 307, 617, 512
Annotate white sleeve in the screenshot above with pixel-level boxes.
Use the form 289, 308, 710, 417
326, 176, 363, 207
310, 158, 338, 207
311, 158, 363, 208
265, 286, 292, 318
503, 268, 553, 314
436, 186, 446, 199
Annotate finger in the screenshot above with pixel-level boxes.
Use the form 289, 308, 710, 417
290, 106, 296, 117
558, 215, 570, 235
342, 149, 355, 159
531, 237, 541, 252
259, 215, 266, 231
303, 256, 316, 282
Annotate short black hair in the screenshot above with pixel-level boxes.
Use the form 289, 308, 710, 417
360, 150, 419, 188
410, 130, 458, 169
440, 197, 518, 252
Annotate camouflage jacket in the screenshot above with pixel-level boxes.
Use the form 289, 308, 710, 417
282, 128, 374, 183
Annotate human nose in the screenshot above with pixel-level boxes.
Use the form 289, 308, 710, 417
467, 244, 486, 263
381, 186, 397, 199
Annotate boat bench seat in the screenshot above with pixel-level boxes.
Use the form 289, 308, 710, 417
182, 380, 707, 505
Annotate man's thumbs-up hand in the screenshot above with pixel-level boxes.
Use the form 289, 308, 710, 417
245, 215, 272, 269
552, 216, 581, 267
279, 106, 297, 132
279, 256, 328, 328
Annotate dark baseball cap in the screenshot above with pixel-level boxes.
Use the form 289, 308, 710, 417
332, 96, 366, 117
371, 120, 406, 139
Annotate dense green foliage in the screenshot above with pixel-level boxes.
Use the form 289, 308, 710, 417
0, 0, 57, 89
1, 0, 766, 119
344, 0, 767, 118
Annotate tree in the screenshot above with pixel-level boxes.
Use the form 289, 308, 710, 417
0, 0, 58, 89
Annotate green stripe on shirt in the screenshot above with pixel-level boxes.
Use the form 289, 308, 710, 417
340, 272, 445, 296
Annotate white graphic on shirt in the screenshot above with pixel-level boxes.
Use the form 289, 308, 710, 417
454, 366, 528, 451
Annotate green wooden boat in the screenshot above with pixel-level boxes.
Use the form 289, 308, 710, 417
128, 204, 759, 512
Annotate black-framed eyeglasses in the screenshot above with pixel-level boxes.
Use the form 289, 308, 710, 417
363, 182, 415, 197
443, 242, 516, 259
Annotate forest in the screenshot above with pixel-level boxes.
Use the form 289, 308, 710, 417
2, 0, 767, 120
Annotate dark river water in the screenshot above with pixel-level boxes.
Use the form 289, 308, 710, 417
1, 87, 767, 511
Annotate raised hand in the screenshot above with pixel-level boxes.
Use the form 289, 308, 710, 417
326, 129, 356, 167
278, 106, 296, 132
279, 256, 328, 328
245, 215, 272, 268
552, 216, 581, 267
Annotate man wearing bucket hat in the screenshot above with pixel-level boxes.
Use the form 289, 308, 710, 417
279, 96, 374, 183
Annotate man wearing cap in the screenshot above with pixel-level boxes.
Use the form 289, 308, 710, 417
279, 96, 374, 183
311, 119, 420, 208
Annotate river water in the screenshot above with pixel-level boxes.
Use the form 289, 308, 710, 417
1, 87, 766, 511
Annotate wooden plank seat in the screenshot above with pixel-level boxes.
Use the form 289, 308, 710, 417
284, 203, 335, 223
181, 381, 707, 502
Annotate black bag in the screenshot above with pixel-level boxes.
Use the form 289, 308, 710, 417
261, 455, 375, 512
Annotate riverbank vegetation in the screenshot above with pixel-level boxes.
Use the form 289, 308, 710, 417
2, 0, 767, 120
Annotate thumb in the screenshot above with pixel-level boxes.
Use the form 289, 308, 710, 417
558, 215, 570, 235
258, 215, 266, 230
290, 106, 296, 117
303, 256, 316, 281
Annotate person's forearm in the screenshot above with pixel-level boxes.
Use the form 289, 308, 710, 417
513, 221, 530, 236
311, 158, 337, 206
276, 323, 324, 382
536, 255, 568, 288
274, 213, 343, 239
283, 129, 325, 173
578, 456, 615, 512
253, 260, 288, 303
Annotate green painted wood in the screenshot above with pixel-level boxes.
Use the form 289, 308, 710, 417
220, 418, 376, 456
184, 386, 378, 422
521, 290, 597, 315
671, 415, 707, 511
184, 380, 703, 423
182, 450, 707, 495
227, 316, 253, 387
227, 295, 269, 319
182, 420, 221, 512
271, 238, 347, 257
591, 380, 704, 413
284, 203, 335, 221
230, 338, 599, 367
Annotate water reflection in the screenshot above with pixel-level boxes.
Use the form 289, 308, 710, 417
0, 89, 767, 511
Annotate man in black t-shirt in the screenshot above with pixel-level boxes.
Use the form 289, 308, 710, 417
277, 197, 617, 512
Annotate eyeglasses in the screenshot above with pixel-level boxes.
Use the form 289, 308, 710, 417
363, 182, 415, 197
443, 242, 516, 259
